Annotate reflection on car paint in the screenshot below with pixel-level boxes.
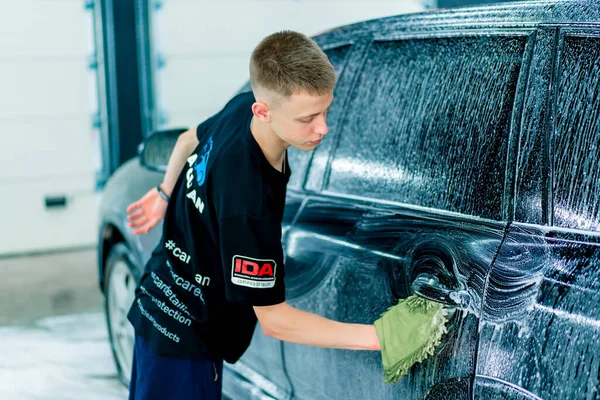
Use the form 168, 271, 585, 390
282, 199, 503, 399
478, 225, 600, 400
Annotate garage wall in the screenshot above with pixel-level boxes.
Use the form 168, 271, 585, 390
153, 0, 430, 129
0, 1, 99, 255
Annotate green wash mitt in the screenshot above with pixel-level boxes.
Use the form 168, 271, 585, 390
374, 295, 450, 384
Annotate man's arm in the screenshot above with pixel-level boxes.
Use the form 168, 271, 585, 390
127, 127, 198, 234
253, 302, 381, 351
159, 127, 199, 195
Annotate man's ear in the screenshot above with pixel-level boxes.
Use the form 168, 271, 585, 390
252, 100, 271, 122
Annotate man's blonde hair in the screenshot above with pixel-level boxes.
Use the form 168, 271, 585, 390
249, 31, 336, 101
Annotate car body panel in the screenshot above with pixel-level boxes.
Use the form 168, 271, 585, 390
477, 225, 600, 400
222, 328, 292, 400
280, 18, 531, 398
475, 23, 600, 400
312, 0, 600, 49
283, 195, 507, 399
98, 158, 164, 290
473, 375, 543, 400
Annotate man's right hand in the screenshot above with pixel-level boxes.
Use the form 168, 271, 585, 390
125, 127, 198, 235
126, 186, 169, 235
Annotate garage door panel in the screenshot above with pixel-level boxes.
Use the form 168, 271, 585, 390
158, 1, 423, 55
0, 1, 97, 255
160, 57, 246, 114
0, 1, 92, 57
0, 176, 99, 255
0, 62, 94, 117
0, 118, 95, 180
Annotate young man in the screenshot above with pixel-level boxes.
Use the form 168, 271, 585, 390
125, 31, 381, 399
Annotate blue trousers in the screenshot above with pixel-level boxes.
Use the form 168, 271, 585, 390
128, 335, 223, 400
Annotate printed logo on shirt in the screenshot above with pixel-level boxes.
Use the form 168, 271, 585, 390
194, 137, 213, 187
231, 255, 276, 289
137, 299, 181, 343
195, 274, 211, 287
165, 239, 191, 264
151, 272, 191, 316
184, 137, 213, 214
140, 285, 192, 327
166, 261, 206, 303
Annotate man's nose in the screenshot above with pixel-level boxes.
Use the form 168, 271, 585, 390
315, 117, 329, 137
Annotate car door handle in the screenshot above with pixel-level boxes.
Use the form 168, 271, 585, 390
410, 273, 471, 309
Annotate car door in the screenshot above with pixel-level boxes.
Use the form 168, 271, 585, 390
223, 42, 360, 400
475, 26, 600, 400
282, 30, 534, 399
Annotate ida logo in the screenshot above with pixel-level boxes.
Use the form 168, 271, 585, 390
231, 255, 276, 289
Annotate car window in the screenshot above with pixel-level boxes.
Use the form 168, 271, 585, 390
286, 45, 352, 191
326, 35, 527, 220
553, 35, 600, 231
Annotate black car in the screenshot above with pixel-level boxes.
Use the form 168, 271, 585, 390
98, 1, 600, 398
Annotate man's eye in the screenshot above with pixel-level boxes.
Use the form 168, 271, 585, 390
300, 118, 313, 123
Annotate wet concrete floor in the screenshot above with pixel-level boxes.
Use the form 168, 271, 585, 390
0, 249, 102, 326
0, 249, 128, 399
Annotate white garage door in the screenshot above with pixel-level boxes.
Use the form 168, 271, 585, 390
0, 1, 99, 255
152, 0, 429, 129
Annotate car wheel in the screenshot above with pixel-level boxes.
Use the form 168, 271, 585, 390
104, 242, 138, 387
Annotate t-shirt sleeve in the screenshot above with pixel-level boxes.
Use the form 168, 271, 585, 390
219, 215, 285, 306
196, 112, 219, 141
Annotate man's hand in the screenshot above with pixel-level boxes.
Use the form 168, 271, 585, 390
125, 127, 198, 235
126, 186, 169, 235
374, 295, 449, 383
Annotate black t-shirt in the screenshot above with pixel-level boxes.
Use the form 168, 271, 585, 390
127, 91, 291, 363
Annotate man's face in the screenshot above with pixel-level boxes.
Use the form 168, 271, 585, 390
269, 91, 334, 151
